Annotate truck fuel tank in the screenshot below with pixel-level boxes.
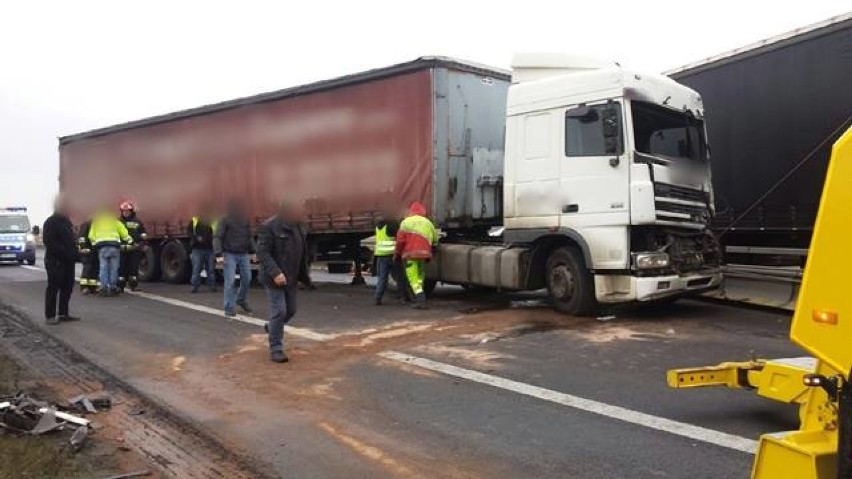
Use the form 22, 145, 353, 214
427, 244, 529, 290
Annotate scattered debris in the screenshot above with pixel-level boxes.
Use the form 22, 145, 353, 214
596, 315, 617, 322
0, 392, 91, 446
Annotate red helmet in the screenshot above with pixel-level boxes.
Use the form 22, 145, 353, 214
119, 201, 135, 212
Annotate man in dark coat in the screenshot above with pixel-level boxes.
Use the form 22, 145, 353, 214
256, 201, 310, 363
42, 195, 80, 325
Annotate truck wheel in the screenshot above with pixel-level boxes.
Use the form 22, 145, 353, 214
545, 247, 596, 315
160, 241, 190, 284
138, 245, 162, 282
26, 257, 35, 266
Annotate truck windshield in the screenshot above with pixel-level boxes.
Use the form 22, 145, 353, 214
0, 215, 30, 233
631, 101, 706, 162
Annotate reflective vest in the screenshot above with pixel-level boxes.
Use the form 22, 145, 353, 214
88, 214, 132, 246
374, 225, 396, 256
191, 216, 217, 232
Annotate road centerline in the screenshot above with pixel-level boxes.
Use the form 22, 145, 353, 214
379, 350, 759, 455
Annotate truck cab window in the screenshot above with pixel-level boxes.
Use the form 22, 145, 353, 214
565, 103, 623, 157
632, 101, 705, 162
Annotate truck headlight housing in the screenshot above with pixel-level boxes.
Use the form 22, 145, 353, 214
634, 252, 670, 269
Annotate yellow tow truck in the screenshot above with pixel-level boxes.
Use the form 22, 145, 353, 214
667, 127, 852, 479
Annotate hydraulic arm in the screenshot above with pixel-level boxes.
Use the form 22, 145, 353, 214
667, 127, 852, 479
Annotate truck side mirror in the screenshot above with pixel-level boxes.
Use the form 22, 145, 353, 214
31, 225, 40, 235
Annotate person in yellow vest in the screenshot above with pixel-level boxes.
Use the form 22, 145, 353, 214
394, 202, 438, 309
88, 208, 133, 296
188, 204, 218, 293
373, 213, 409, 305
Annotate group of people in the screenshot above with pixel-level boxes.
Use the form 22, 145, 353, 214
77, 201, 147, 296
41, 195, 438, 363
372, 201, 438, 309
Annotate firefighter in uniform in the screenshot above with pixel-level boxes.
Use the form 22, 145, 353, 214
118, 201, 147, 291
77, 219, 100, 294
395, 202, 438, 309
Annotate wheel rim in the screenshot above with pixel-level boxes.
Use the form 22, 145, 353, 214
550, 263, 576, 301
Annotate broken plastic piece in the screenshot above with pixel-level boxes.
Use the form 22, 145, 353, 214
30, 409, 63, 435
38, 407, 90, 427
70, 425, 89, 451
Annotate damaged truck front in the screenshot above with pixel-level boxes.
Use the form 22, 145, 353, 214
430, 54, 722, 314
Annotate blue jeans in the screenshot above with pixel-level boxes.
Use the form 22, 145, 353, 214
98, 246, 120, 290
265, 285, 296, 352
190, 249, 216, 290
223, 253, 251, 313
375, 255, 408, 301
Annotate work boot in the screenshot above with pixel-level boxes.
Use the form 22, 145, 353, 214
412, 293, 428, 310
190, 286, 199, 293
374, 297, 382, 306
59, 315, 82, 322
270, 350, 289, 363
224, 310, 236, 318
128, 277, 139, 291
45, 316, 60, 325
237, 301, 252, 313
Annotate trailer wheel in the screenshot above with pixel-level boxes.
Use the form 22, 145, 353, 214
160, 240, 190, 284
545, 247, 596, 315
138, 245, 162, 282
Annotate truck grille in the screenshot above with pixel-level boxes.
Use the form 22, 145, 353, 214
654, 183, 710, 225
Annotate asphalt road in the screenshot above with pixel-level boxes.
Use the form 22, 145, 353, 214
0, 255, 803, 479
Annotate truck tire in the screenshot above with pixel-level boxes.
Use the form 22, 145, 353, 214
160, 241, 190, 284
545, 247, 596, 315
138, 245, 161, 282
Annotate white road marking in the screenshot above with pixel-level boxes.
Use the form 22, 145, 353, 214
379, 351, 759, 455
20, 265, 44, 272
128, 290, 339, 342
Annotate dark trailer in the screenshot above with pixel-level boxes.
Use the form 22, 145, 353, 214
667, 13, 852, 257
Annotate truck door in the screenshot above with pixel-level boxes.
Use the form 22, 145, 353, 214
508, 112, 560, 227
558, 101, 629, 227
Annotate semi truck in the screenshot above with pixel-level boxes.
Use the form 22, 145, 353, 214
0, 207, 37, 265
58, 55, 722, 314
667, 13, 852, 255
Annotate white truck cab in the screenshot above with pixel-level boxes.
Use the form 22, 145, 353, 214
430, 54, 722, 314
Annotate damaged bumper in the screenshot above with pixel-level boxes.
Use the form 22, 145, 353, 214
594, 269, 723, 303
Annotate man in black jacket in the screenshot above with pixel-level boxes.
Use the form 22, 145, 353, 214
256, 201, 310, 363
42, 195, 80, 325
188, 204, 217, 293
214, 199, 255, 316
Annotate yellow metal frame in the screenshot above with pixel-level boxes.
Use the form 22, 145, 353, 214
666, 127, 852, 479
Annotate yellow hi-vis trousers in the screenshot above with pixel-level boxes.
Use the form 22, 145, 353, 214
405, 260, 426, 295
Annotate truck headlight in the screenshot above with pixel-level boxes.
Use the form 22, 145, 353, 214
634, 252, 670, 269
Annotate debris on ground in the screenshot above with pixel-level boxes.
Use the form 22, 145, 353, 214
596, 314, 617, 322
1, 391, 91, 449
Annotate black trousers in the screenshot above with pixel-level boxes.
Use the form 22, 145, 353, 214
45, 258, 75, 319
119, 250, 140, 280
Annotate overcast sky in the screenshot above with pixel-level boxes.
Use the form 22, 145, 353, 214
1, 1, 848, 224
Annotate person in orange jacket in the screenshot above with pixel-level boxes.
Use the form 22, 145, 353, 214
394, 202, 438, 309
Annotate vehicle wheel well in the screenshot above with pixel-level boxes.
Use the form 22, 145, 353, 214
527, 235, 588, 290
